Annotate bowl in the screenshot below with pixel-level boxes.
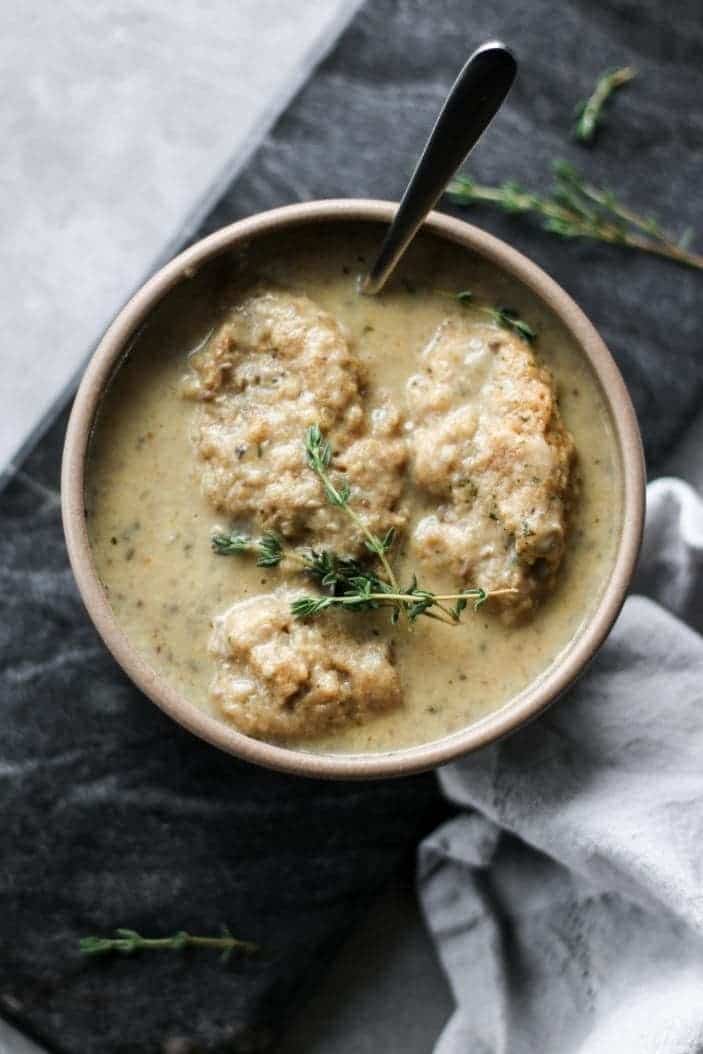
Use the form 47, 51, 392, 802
61, 200, 645, 779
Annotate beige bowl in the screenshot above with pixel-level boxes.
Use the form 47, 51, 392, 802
61, 200, 645, 779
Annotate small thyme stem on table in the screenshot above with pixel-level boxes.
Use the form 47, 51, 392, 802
574, 66, 636, 142
447, 161, 703, 272
80, 928, 258, 963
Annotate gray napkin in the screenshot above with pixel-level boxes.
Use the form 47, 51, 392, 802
419, 477, 703, 1053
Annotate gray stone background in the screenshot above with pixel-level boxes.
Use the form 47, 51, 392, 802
0, 0, 359, 478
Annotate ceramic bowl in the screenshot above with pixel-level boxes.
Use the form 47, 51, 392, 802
61, 200, 645, 779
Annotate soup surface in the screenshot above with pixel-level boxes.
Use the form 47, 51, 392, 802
86, 224, 622, 754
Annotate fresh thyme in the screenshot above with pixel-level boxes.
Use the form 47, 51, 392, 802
213, 425, 517, 626
442, 291, 536, 343
212, 530, 283, 567
213, 527, 373, 590
290, 583, 490, 623
485, 306, 536, 344
79, 927, 258, 963
447, 160, 703, 271
304, 424, 400, 591
453, 289, 474, 303
574, 66, 636, 143
211, 532, 250, 556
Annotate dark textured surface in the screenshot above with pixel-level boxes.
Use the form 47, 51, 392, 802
200, 0, 703, 468
0, 416, 444, 1054
2, 1, 702, 1052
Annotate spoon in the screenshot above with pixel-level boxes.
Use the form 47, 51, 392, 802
362, 41, 517, 295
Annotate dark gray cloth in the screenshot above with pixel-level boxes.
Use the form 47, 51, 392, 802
2, 0, 701, 1051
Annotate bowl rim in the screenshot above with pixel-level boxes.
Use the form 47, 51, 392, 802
61, 198, 645, 780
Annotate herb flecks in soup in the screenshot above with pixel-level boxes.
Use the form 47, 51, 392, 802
86, 226, 622, 754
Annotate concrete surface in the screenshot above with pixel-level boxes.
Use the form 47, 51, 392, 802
0, 1022, 44, 1054
0, 0, 358, 477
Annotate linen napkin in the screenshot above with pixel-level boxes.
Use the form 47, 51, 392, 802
419, 477, 703, 1053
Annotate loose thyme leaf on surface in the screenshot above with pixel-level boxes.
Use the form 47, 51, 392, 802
447, 161, 703, 272
574, 65, 636, 143
80, 927, 258, 963
213, 529, 378, 593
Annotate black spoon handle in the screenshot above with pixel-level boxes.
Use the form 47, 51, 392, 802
363, 41, 517, 295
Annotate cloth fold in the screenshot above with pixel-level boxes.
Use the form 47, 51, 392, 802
419, 478, 703, 1054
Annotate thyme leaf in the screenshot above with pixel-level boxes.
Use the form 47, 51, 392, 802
438, 288, 473, 303
257, 532, 284, 567
211, 532, 251, 556
574, 66, 636, 143
486, 306, 537, 344
212, 530, 284, 568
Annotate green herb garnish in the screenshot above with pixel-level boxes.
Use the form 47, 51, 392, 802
214, 425, 517, 627
441, 290, 537, 342
304, 423, 400, 591
485, 306, 536, 344
212, 530, 283, 568
574, 66, 636, 143
80, 927, 258, 963
447, 160, 703, 271
454, 289, 474, 303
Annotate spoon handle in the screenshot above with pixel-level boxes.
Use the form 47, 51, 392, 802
363, 41, 517, 295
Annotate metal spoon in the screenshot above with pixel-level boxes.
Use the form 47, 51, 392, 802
362, 41, 517, 295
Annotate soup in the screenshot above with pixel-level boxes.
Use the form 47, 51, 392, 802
85, 224, 622, 754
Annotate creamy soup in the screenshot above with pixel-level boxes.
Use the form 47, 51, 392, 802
86, 224, 622, 754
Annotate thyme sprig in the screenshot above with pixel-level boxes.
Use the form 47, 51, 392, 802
574, 66, 636, 143
485, 306, 536, 344
80, 927, 258, 963
212, 530, 283, 567
304, 424, 400, 591
452, 289, 474, 304
212, 425, 517, 626
212, 527, 373, 591
447, 160, 703, 271
290, 584, 493, 623
439, 291, 536, 343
